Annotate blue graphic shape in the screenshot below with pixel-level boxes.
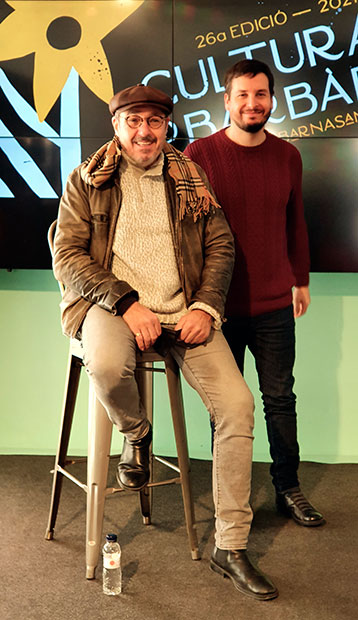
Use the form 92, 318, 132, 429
52, 67, 81, 186
0, 67, 81, 198
0, 118, 58, 198
0, 177, 14, 197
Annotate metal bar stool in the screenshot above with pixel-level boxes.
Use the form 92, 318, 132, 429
45, 221, 200, 579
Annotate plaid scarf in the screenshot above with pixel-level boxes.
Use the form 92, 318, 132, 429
80, 136, 220, 221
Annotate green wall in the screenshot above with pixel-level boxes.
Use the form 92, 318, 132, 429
1, 270, 357, 463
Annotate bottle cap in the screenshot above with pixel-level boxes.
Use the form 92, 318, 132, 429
106, 533, 117, 542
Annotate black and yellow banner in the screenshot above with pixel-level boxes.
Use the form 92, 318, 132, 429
0, 0, 357, 270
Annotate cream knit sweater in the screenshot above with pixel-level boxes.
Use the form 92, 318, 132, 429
111, 152, 221, 328
111, 153, 187, 324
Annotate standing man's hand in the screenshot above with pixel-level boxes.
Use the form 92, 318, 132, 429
175, 309, 213, 344
293, 286, 310, 318
122, 301, 162, 350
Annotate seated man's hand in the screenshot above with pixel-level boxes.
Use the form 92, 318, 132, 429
175, 309, 213, 345
122, 301, 162, 351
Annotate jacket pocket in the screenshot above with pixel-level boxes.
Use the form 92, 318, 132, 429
91, 213, 109, 237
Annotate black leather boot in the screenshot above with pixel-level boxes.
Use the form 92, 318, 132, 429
210, 547, 278, 600
116, 423, 152, 491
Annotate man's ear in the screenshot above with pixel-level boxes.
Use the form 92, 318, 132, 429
112, 115, 118, 133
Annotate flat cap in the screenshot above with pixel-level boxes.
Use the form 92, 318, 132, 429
109, 84, 173, 116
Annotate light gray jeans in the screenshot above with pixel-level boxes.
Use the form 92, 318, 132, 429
81, 304, 255, 550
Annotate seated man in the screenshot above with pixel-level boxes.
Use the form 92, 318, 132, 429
53, 84, 278, 601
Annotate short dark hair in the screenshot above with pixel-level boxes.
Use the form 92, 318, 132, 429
224, 59, 275, 97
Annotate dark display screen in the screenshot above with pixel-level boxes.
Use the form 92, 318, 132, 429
0, 0, 357, 270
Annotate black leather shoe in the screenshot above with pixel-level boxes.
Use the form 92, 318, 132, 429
276, 488, 325, 526
116, 424, 152, 491
210, 547, 278, 601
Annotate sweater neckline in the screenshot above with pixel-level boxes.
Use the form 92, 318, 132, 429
219, 127, 271, 152
120, 150, 164, 178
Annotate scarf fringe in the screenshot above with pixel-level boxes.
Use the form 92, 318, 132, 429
178, 195, 213, 222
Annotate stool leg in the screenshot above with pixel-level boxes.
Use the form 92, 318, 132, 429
86, 384, 113, 579
165, 355, 200, 560
135, 363, 153, 525
45, 353, 82, 540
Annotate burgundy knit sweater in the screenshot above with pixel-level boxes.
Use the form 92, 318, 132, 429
184, 129, 310, 317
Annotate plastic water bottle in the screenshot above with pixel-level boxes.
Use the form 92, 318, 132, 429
102, 533, 122, 595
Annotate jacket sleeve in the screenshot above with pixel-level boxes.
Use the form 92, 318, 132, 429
53, 167, 138, 314
193, 209, 235, 318
187, 165, 235, 318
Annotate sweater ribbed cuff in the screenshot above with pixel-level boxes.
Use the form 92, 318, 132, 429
189, 302, 222, 330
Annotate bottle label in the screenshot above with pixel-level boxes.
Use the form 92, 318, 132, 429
103, 552, 120, 569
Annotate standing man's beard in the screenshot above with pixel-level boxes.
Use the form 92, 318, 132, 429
243, 121, 267, 134
233, 110, 271, 134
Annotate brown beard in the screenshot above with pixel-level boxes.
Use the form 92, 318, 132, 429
233, 110, 271, 134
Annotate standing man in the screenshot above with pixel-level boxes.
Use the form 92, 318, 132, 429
184, 59, 325, 527
53, 84, 278, 600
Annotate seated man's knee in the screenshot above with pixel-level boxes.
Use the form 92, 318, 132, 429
223, 387, 255, 431
230, 383, 254, 414
86, 354, 135, 395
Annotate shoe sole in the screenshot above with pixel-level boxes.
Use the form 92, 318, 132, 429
291, 515, 325, 527
277, 504, 326, 527
210, 560, 279, 601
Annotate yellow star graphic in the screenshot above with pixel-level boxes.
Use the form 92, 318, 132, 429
0, 0, 144, 121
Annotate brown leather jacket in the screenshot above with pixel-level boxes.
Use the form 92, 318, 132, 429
53, 154, 235, 338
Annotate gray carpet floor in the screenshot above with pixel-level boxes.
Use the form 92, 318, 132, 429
1, 456, 357, 620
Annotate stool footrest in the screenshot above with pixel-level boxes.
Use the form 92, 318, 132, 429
55, 465, 87, 492
105, 477, 181, 496
154, 455, 180, 473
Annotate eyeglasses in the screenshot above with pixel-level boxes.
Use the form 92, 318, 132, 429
121, 114, 167, 129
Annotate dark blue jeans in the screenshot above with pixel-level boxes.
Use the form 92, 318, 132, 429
222, 305, 300, 493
